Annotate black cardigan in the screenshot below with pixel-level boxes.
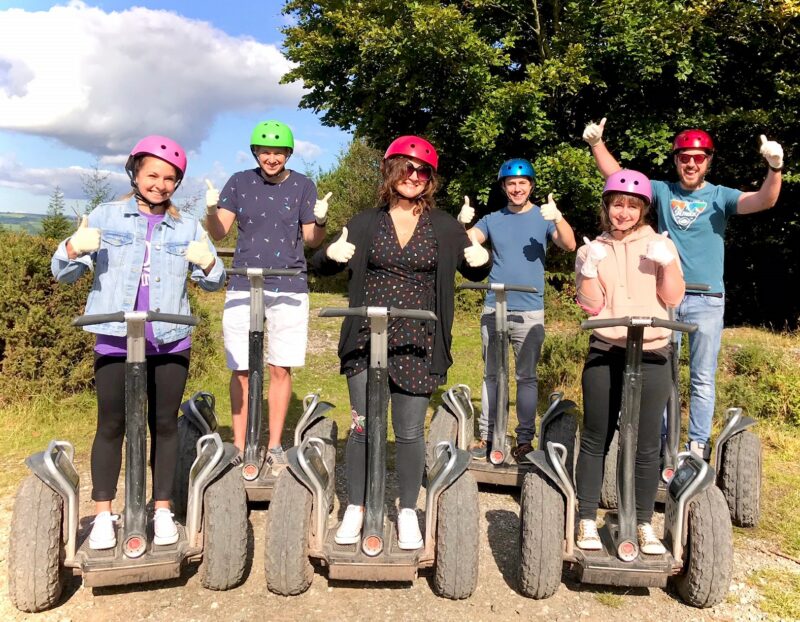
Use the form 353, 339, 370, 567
310, 206, 492, 381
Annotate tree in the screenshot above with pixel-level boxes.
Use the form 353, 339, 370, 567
81, 159, 114, 214
40, 186, 74, 240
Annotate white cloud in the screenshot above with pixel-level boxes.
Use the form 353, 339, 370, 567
294, 139, 323, 161
0, 1, 303, 156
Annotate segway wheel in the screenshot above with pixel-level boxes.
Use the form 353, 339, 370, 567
671, 485, 733, 608
8, 475, 64, 612
519, 469, 564, 599
265, 469, 314, 595
172, 415, 203, 520
425, 405, 459, 474
718, 430, 761, 528
303, 417, 338, 476
599, 429, 619, 509
199, 466, 248, 590
540, 412, 579, 481
433, 472, 479, 599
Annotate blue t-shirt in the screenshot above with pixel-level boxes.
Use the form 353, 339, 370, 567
651, 180, 741, 294
474, 205, 556, 311
219, 168, 317, 293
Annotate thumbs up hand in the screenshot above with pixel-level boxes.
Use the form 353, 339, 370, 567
645, 231, 675, 266
315, 191, 332, 226
326, 227, 355, 263
69, 215, 101, 256
463, 236, 490, 267
583, 117, 607, 147
187, 231, 215, 270
205, 180, 220, 215
580, 236, 607, 278
539, 193, 563, 223
457, 196, 475, 225
759, 135, 783, 170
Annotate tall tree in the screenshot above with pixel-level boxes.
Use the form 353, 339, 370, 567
81, 159, 114, 214
40, 186, 73, 240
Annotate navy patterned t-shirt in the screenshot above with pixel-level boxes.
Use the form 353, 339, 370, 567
219, 168, 317, 293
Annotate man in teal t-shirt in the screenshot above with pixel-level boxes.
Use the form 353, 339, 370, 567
583, 119, 783, 457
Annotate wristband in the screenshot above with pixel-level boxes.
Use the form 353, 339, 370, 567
315, 219, 327, 227
769, 165, 783, 172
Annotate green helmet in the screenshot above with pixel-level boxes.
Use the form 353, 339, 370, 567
250, 120, 294, 151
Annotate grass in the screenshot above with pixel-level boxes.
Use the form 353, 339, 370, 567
594, 592, 625, 608
748, 569, 800, 620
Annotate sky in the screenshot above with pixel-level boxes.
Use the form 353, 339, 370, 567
0, 0, 351, 215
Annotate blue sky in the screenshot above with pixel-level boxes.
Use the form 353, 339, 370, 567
0, 0, 351, 215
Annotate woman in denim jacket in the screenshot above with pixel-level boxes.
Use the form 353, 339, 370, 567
51, 136, 224, 550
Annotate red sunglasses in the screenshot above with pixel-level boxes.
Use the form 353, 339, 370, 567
677, 153, 710, 165
403, 160, 433, 181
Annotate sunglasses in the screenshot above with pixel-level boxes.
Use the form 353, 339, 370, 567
403, 160, 433, 181
677, 153, 710, 165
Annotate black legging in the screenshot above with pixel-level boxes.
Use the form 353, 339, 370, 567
91, 351, 190, 502
576, 346, 671, 524
345, 370, 430, 509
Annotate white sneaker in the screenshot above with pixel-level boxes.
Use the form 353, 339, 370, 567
89, 511, 118, 550
334, 505, 364, 545
153, 508, 179, 546
638, 522, 666, 555
397, 508, 423, 550
576, 519, 602, 551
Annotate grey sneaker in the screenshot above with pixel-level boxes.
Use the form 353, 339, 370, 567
687, 440, 711, 461
266, 446, 288, 474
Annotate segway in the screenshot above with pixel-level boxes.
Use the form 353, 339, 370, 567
519, 316, 733, 608
225, 267, 338, 502
425, 282, 578, 487
266, 306, 479, 599
7, 311, 247, 613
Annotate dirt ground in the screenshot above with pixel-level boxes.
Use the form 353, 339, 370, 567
2, 454, 796, 622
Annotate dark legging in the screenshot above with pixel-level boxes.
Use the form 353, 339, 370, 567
576, 346, 671, 524
91, 351, 190, 502
345, 370, 430, 509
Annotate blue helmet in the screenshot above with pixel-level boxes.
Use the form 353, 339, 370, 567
497, 158, 535, 181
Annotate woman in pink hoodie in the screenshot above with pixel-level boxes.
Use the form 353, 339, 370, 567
574, 169, 685, 555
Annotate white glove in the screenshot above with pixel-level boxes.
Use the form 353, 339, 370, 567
205, 180, 220, 216
186, 232, 216, 270
463, 237, 490, 267
457, 196, 475, 225
583, 117, 607, 147
759, 135, 784, 170
70, 215, 101, 256
645, 231, 675, 266
580, 236, 607, 278
315, 191, 332, 226
539, 193, 563, 223
326, 227, 355, 263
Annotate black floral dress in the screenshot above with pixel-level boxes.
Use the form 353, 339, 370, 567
343, 209, 440, 394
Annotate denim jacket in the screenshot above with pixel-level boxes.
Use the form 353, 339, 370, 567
51, 198, 225, 342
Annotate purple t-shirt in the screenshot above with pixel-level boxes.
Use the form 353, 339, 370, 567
95, 211, 192, 356
219, 168, 317, 293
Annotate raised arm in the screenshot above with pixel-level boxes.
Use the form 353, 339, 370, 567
583, 118, 623, 179
204, 179, 236, 241
737, 136, 783, 215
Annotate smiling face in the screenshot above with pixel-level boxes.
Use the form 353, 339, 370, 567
502, 176, 533, 207
674, 149, 712, 190
134, 156, 178, 205
254, 146, 291, 178
392, 155, 430, 200
604, 192, 646, 235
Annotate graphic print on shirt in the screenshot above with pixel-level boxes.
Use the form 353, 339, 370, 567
141, 240, 151, 287
670, 198, 707, 230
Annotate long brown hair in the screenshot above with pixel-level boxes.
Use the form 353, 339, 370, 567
378, 157, 438, 214
600, 191, 649, 233
124, 155, 182, 219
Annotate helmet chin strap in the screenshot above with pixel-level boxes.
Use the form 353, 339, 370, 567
131, 182, 170, 209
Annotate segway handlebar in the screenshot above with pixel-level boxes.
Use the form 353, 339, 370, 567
319, 306, 437, 322
227, 267, 302, 277
685, 283, 710, 293
73, 311, 198, 327
581, 316, 697, 333
459, 282, 538, 294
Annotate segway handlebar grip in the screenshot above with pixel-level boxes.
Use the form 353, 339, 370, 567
319, 306, 437, 322
73, 311, 198, 327
650, 317, 698, 333
685, 283, 710, 292
146, 312, 199, 326
459, 282, 539, 294
581, 316, 697, 334
227, 267, 302, 277
73, 312, 127, 327
388, 307, 437, 322
319, 306, 369, 318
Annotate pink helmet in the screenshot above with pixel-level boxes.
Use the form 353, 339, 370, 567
125, 135, 187, 185
673, 129, 714, 153
384, 135, 439, 170
602, 169, 652, 205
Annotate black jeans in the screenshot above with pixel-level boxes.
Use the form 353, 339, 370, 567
91, 351, 190, 502
345, 370, 430, 509
576, 346, 671, 524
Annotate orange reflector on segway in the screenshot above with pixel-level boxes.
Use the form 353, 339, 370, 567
242, 463, 259, 480
124, 536, 146, 558
362, 535, 383, 557
662, 467, 675, 482
618, 540, 637, 562
490, 450, 504, 465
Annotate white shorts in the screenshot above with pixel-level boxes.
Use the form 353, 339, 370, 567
222, 289, 309, 370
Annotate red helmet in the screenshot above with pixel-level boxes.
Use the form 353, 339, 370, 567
384, 135, 439, 170
673, 129, 714, 153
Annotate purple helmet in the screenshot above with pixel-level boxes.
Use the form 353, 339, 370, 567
602, 169, 652, 205
125, 135, 187, 186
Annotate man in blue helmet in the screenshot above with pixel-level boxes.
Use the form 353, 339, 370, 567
459, 159, 576, 461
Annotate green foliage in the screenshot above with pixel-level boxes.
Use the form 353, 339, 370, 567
40, 186, 74, 240
81, 158, 115, 214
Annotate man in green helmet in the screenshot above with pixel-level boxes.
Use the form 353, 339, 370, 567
206, 120, 330, 468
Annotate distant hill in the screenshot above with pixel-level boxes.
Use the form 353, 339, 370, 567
0, 212, 46, 235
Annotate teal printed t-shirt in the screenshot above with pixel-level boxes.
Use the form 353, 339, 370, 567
474, 206, 555, 311
651, 180, 741, 294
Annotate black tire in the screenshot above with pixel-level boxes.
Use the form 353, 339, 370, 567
600, 429, 619, 509
433, 473, 479, 599
540, 412, 578, 481
671, 485, 733, 608
519, 469, 565, 599
426, 406, 459, 473
172, 416, 203, 520
303, 417, 338, 475
7, 475, 64, 612
718, 430, 761, 528
200, 466, 248, 590
265, 470, 314, 595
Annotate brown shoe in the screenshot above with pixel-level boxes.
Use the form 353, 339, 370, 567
512, 442, 534, 464
468, 438, 489, 460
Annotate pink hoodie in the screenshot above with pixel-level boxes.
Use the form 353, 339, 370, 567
575, 225, 685, 350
